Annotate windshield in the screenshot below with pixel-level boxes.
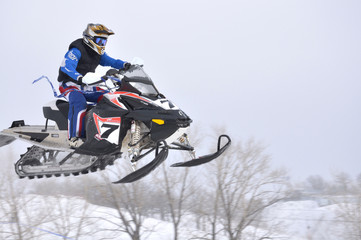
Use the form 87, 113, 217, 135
129, 82, 158, 96
122, 66, 159, 97
123, 65, 152, 81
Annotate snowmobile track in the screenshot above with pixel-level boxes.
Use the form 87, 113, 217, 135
15, 145, 117, 180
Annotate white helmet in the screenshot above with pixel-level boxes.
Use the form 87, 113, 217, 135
83, 23, 114, 55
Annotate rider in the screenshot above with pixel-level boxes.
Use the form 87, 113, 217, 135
58, 23, 130, 148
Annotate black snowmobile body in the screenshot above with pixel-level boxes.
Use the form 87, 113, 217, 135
0, 65, 231, 183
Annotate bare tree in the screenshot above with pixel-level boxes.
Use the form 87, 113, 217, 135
204, 138, 288, 240
337, 197, 361, 240
192, 184, 223, 240
356, 173, 361, 188
306, 175, 328, 193
332, 175, 361, 240
95, 168, 154, 240
0, 150, 49, 239
331, 172, 352, 195
155, 164, 197, 240
42, 194, 97, 240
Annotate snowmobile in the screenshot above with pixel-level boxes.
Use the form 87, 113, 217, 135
0, 65, 231, 183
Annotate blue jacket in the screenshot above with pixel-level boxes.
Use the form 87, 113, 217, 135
58, 38, 127, 83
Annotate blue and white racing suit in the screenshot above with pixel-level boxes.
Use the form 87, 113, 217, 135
58, 39, 127, 139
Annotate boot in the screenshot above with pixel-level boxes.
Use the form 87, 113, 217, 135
69, 137, 84, 149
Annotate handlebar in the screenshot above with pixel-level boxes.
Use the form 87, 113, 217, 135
85, 68, 124, 86
86, 64, 140, 87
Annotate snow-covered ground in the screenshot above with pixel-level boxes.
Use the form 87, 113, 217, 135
0, 194, 350, 240
0, 194, 224, 240
262, 200, 345, 240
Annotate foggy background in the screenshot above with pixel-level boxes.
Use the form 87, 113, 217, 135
1, 0, 360, 181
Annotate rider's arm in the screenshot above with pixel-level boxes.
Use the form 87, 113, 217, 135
60, 48, 83, 82
100, 52, 128, 69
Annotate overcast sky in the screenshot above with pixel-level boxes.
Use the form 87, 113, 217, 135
1, 0, 360, 181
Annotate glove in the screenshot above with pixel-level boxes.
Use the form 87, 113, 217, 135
123, 62, 132, 71
77, 76, 87, 87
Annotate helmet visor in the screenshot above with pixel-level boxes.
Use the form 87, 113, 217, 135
93, 37, 107, 46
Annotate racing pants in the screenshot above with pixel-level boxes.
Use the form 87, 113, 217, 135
59, 82, 107, 139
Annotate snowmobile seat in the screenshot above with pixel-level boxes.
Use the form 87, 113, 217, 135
43, 100, 95, 131
43, 100, 69, 130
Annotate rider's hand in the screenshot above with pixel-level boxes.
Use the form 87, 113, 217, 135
78, 76, 87, 87
123, 62, 132, 71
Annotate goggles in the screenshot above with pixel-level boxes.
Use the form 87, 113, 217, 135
93, 37, 107, 46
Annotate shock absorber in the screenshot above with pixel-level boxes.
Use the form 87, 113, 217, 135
179, 133, 196, 159
130, 120, 141, 158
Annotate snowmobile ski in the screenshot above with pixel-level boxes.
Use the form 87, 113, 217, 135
171, 135, 231, 167
114, 142, 169, 183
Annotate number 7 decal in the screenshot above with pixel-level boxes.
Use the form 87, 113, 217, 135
93, 113, 121, 144
101, 123, 119, 138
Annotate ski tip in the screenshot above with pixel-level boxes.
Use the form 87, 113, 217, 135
112, 174, 144, 184
112, 174, 137, 184
170, 162, 184, 167
112, 179, 127, 184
